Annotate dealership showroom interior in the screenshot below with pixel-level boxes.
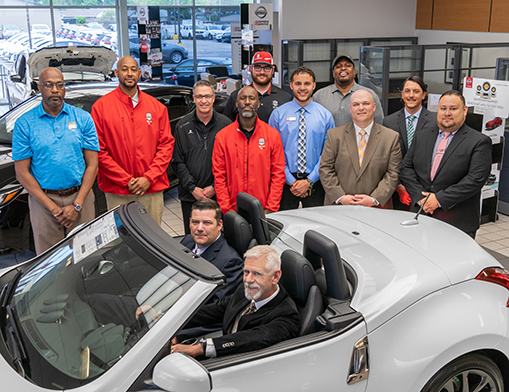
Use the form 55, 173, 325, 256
5, 0, 509, 391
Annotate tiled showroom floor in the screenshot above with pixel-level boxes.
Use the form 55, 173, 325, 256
162, 189, 509, 269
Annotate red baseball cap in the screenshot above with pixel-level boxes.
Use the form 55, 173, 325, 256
252, 51, 273, 66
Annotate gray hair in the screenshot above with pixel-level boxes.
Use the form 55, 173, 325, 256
244, 245, 280, 274
193, 80, 214, 95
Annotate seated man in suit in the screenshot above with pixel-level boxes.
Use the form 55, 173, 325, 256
319, 89, 402, 208
181, 199, 243, 303
383, 76, 436, 210
170, 245, 300, 358
400, 90, 492, 238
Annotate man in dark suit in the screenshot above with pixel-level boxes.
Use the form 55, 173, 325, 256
383, 76, 436, 210
400, 90, 492, 237
180, 199, 243, 302
320, 89, 402, 208
171, 245, 300, 358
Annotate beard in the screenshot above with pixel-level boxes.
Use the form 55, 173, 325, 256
239, 108, 256, 118
244, 282, 262, 301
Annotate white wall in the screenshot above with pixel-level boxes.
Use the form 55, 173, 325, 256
416, 29, 509, 45
279, 0, 416, 40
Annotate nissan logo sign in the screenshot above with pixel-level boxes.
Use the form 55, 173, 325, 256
255, 6, 268, 19
139, 7, 146, 17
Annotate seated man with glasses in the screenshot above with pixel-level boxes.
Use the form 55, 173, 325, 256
172, 80, 232, 233
12, 67, 99, 254
223, 51, 292, 123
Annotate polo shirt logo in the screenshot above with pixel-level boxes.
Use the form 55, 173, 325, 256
68, 122, 77, 130
272, 100, 279, 109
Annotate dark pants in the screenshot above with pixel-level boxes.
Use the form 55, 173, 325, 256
181, 200, 195, 235
279, 180, 325, 211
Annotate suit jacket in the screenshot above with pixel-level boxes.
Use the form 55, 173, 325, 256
383, 107, 436, 158
400, 123, 492, 233
184, 284, 300, 357
181, 234, 243, 303
319, 122, 402, 206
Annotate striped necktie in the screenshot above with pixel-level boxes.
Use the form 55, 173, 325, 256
358, 129, 367, 167
407, 115, 416, 148
297, 107, 306, 173
430, 132, 452, 180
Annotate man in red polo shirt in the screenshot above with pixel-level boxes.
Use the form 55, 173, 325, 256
212, 86, 285, 214
91, 56, 174, 225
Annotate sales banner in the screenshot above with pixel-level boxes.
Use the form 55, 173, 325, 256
463, 77, 509, 117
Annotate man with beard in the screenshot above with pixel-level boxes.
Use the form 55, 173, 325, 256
172, 80, 232, 234
212, 86, 286, 214
13, 67, 99, 254
400, 90, 491, 238
92, 56, 174, 225
269, 66, 334, 209
314, 54, 384, 127
223, 51, 292, 122
170, 245, 300, 358
383, 76, 436, 210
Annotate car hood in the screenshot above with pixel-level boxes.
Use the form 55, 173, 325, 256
28, 46, 117, 80
270, 206, 499, 332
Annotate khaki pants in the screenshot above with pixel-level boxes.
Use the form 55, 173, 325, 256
105, 191, 163, 226
29, 190, 95, 255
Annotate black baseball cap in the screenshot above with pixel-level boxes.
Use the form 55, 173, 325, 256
332, 54, 355, 69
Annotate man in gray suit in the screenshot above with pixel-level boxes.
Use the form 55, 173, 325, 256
320, 89, 401, 207
383, 76, 436, 209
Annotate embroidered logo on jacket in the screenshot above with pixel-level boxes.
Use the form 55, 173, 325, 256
146, 113, 152, 125
259, 138, 266, 149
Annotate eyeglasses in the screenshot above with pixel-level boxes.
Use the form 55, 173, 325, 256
194, 94, 214, 100
39, 82, 65, 90
253, 65, 273, 73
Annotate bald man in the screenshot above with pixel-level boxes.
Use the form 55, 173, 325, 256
320, 89, 401, 208
91, 56, 174, 225
212, 86, 285, 214
13, 67, 99, 254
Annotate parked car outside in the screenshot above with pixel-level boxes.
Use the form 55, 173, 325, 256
203, 24, 222, 40
1, 25, 22, 40
30, 24, 51, 36
129, 35, 188, 64
0, 194, 509, 392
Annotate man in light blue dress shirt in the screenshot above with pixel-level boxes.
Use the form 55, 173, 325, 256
269, 66, 335, 210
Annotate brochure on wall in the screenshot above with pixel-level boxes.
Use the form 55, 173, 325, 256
482, 109, 505, 143
463, 77, 509, 117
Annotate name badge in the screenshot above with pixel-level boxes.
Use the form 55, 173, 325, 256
68, 122, 77, 130
286, 117, 296, 121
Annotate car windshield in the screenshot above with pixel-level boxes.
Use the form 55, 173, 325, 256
2, 209, 196, 389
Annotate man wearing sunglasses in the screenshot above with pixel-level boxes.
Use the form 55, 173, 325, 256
223, 51, 292, 123
12, 67, 99, 254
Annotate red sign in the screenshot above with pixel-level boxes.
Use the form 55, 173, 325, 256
465, 77, 473, 88
140, 43, 149, 53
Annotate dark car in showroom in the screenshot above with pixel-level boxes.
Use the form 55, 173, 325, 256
0, 83, 228, 260
164, 59, 233, 86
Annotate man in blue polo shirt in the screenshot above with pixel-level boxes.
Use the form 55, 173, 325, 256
269, 66, 334, 210
13, 67, 99, 254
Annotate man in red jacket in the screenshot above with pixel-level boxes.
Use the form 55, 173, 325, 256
212, 86, 285, 214
91, 56, 174, 225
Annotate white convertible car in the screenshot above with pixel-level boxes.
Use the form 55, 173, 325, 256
0, 193, 508, 392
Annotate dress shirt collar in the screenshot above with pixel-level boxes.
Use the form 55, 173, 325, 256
115, 85, 142, 106
253, 284, 280, 310
404, 106, 422, 120
132, 88, 140, 107
36, 101, 70, 119
192, 233, 221, 256
291, 98, 313, 113
353, 121, 374, 136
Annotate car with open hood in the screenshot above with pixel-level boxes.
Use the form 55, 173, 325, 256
0, 192, 509, 392
6, 45, 117, 108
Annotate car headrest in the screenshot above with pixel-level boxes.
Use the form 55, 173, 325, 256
236, 192, 270, 245
280, 249, 318, 307
223, 211, 257, 257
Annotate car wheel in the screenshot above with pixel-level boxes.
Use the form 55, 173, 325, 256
170, 51, 183, 64
421, 354, 503, 392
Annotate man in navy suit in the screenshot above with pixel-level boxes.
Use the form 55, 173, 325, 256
171, 245, 300, 358
180, 199, 243, 303
383, 76, 436, 210
400, 90, 492, 237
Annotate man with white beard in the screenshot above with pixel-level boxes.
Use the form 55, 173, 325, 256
170, 245, 300, 358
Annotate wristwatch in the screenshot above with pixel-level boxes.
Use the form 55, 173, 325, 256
72, 202, 82, 212
199, 338, 207, 355
371, 197, 379, 207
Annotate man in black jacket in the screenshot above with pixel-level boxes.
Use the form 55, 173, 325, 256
171, 245, 300, 358
172, 80, 231, 234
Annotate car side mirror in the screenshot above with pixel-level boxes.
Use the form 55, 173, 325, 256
10, 74, 21, 83
153, 353, 211, 392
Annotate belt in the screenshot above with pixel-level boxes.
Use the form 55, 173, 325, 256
291, 172, 309, 180
44, 186, 80, 196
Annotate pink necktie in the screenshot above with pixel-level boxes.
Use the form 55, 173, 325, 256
430, 132, 451, 181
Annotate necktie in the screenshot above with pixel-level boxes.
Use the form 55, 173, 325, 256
407, 115, 416, 148
430, 132, 451, 181
229, 301, 257, 333
298, 108, 306, 173
241, 301, 257, 316
358, 129, 367, 167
